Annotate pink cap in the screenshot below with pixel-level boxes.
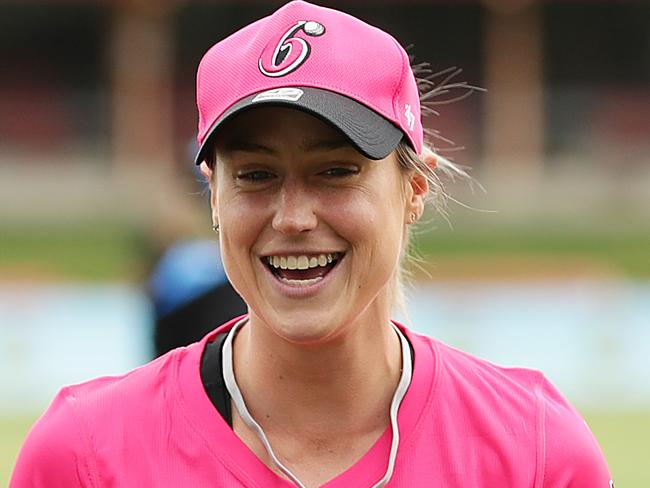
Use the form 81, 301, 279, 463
195, 0, 423, 164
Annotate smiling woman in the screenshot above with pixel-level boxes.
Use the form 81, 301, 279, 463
205, 107, 417, 347
11, 2, 613, 487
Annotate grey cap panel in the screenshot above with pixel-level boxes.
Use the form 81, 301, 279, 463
194, 87, 403, 164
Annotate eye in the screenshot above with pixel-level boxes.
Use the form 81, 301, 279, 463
320, 166, 358, 178
236, 169, 275, 182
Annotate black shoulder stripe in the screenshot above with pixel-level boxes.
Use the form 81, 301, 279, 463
200, 332, 232, 427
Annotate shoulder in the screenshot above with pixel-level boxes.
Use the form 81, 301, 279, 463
55, 344, 186, 423
412, 332, 612, 486
420, 332, 547, 403
10, 344, 194, 487
11, 386, 96, 487
405, 329, 547, 445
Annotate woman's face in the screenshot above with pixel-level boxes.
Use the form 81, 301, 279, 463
208, 107, 425, 344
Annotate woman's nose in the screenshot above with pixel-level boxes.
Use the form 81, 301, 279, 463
271, 182, 318, 235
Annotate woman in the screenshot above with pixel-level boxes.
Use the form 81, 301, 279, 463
12, 2, 612, 487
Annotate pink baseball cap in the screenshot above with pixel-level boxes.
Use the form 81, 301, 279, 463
195, 0, 423, 165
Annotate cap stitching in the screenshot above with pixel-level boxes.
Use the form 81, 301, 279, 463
196, 55, 208, 140
390, 36, 408, 125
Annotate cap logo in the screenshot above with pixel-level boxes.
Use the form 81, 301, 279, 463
259, 20, 325, 77
252, 87, 304, 102
404, 104, 415, 131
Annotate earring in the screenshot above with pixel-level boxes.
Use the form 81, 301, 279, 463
212, 223, 220, 233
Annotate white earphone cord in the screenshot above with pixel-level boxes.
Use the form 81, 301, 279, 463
222, 319, 412, 488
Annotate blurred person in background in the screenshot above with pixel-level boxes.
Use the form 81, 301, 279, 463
149, 145, 247, 357
11, 2, 612, 486
149, 236, 247, 356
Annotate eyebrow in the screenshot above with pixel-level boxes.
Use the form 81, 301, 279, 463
221, 137, 353, 155
221, 140, 277, 155
302, 138, 352, 152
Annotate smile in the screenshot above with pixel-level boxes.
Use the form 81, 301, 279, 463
262, 252, 343, 286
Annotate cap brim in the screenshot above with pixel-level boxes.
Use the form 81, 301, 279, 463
194, 87, 403, 165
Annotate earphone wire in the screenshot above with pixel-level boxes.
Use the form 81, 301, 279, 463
222, 318, 412, 488
222, 319, 306, 487
371, 322, 412, 488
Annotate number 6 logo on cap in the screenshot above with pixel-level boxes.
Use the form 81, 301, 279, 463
259, 20, 325, 77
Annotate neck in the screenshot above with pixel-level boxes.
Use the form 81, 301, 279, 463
231, 308, 403, 436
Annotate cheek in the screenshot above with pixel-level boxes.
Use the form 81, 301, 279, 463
333, 191, 405, 270
362, 177, 409, 270
216, 180, 268, 240
216, 192, 268, 290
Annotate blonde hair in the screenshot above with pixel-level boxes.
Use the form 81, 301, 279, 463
390, 62, 483, 320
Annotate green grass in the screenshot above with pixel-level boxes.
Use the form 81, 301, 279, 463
3, 217, 648, 283
2, 411, 648, 485
0, 220, 150, 282
414, 219, 650, 278
584, 410, 650, 487
1, 415, 37, 486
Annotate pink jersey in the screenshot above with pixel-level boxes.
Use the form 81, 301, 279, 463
11, 317, 612, 487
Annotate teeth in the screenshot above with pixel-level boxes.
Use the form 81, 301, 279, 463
266, 253, 340, 270
279, 276, 324, 286
297, 256, 309, 270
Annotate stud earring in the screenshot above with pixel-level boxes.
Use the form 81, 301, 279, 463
212, 224, 220, 233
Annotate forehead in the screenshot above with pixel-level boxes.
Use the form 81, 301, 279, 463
214, 106, 355, 154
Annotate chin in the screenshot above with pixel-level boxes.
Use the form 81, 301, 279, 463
252, 306, 352, 346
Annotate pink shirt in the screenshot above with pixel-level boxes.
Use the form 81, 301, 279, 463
11, 317, 612, 487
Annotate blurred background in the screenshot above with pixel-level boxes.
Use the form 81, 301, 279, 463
1, 0, 649, 485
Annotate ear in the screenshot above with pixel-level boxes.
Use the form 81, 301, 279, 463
422, 147, 438, 171
200, 161, 218, 220
404, 147, 438, 223
405, 167, 428, 224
